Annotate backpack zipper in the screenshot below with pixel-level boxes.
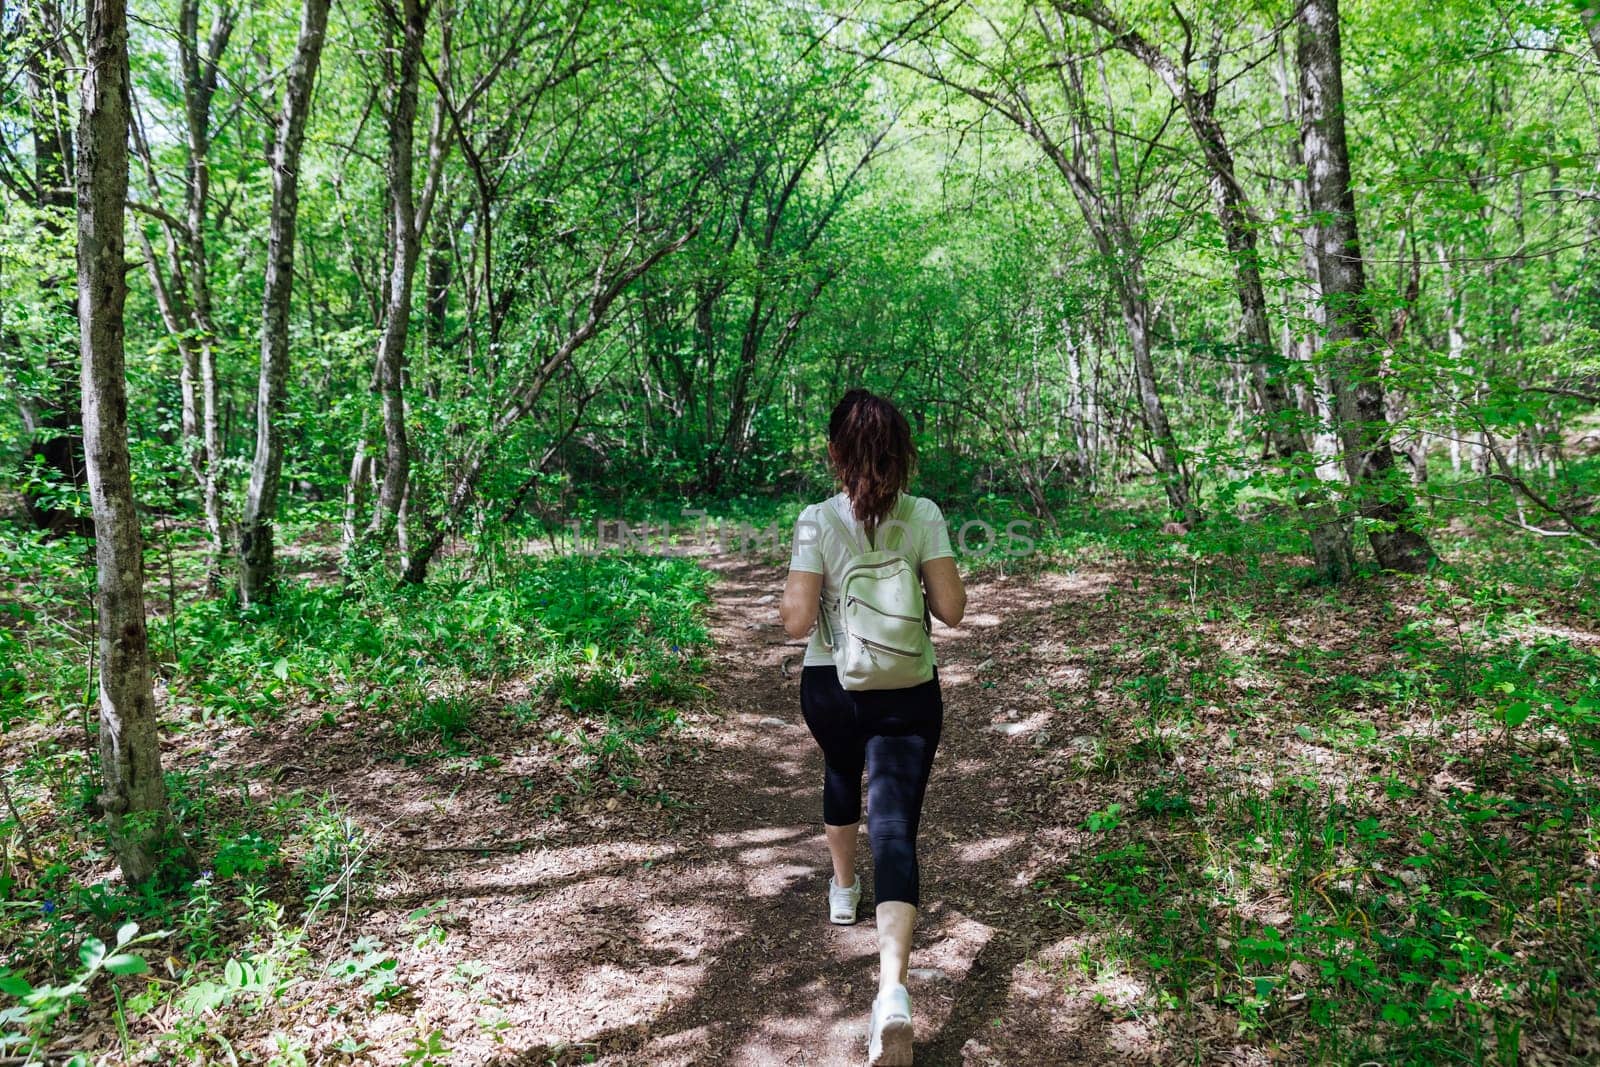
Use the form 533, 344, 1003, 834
851, 633, 923, 658
845, 594, 924, 625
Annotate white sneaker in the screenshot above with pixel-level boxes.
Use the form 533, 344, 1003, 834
829, 875, 862, 925
867, 984, 913, 1066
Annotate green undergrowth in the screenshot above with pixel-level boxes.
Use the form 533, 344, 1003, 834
173, 548, 714, 729
1029, 523, 1600, 1063
1042, 773, 1600, 1063
1, 525, 714, 1063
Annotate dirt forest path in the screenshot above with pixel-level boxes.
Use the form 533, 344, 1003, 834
503, 553, 1146, 1067
329, 554, 1161, 1066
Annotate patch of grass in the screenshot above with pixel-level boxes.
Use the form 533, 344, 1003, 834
1039, 773, 1600, 1061
395, 695, 476, 752
1029, 515, 1600, 1061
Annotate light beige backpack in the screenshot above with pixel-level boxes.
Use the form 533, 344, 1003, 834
817, 497, 935, 691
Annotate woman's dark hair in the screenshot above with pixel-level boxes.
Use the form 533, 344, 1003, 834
827, 388, 915, 537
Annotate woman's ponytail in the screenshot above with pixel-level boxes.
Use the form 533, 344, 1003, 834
827, 389, 916, 539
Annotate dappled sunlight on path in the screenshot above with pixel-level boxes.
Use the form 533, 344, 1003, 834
461, 555, 1151, 1065
271, 552, 1174, 1065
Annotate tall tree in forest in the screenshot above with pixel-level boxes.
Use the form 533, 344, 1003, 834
238, 0, 332, 604
364, 0, 431, 558
1051, 0, 1356, 580
77, 0, 189, 883
1296, 0, 1436, 573
872, 9, 1201, 524
7, 0, 88, 537
129, 0, 235, 586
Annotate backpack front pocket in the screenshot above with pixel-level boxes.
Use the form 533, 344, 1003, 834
846, 595, 925, 626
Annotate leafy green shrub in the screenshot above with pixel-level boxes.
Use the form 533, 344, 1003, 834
160, 551, 711, 732
0, 922, 165, 1065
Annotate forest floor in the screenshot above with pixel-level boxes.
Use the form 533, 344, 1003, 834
212, 541, 1600, 1065
15, 526, 1600, 1065
253, 553, 1127, 1067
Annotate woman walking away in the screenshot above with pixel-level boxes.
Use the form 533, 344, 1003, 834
780, 388, 966, 1066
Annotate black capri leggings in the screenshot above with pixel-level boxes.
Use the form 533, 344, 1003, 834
799, 665, 943, 907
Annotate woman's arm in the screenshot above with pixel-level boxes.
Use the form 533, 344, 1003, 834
780, 569, 823, 639
920, 556, 966, 627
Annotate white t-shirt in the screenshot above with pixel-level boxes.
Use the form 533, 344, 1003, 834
788, 491, 956, 668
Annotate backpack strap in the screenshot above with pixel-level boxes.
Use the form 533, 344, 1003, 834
818, 499, 865, 556
879, 496, 930, 634
815, 501, 859, 651
823, 494, 915, 554
879, 494, 912, 554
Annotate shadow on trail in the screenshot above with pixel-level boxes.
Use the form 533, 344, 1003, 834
195, 536, 1564, 1063
462, 553, 1192, 1066
915, 930, 1038, 1067
211, 549, 1242, 1064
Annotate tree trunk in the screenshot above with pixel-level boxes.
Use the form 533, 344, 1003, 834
1296, 0, 1437, 574
1275, 36, 1345, 483
128, 217, 201, 464
198, 325, 224, 583
1116, 278, 1198, 524
1383, 237, 1428, 487
1580, 3, 1600, 65
17, 0, 89, 537
77, 0, 189, 884
365, 0, 427, 555
1441, 241, 1468, 475
180, 0, 234, 586
342, 413, 372, 553
425, 240, 450, 345
238, 0, 332, 605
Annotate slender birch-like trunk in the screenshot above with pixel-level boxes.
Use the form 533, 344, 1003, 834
181, 0, 234, 585
238, 0, 331, 604
365, 0, 428, 555
78, 0, 189, 883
